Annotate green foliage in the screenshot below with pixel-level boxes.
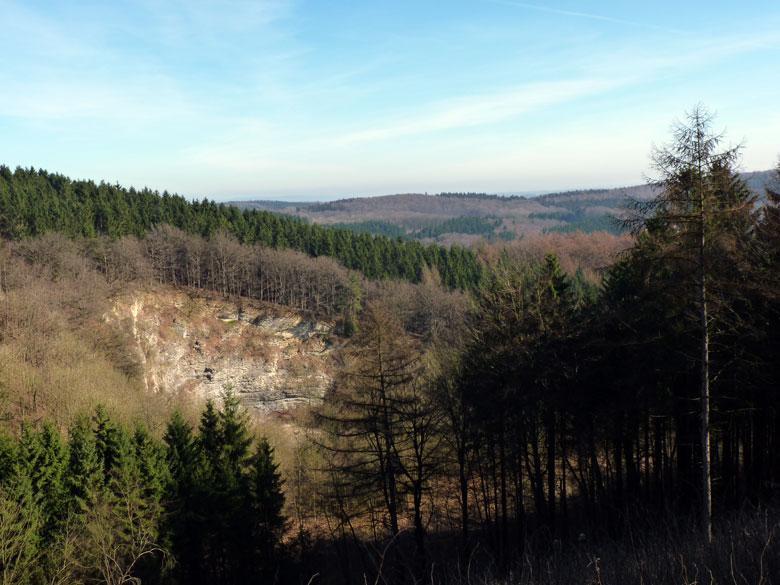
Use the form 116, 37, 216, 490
65, 416, 103, 511
17, 423, 67, 538
93, 404, 129, 485
0, 432, 17, 485
165, 391, 287, 584
163, 411, 202, 585
342, 272, 363, 337
0, 166, 483, 290
0, 398, 287, 585
250, 438, 285, 537
132, 424, 170, 502
334, 215, 511, 242
0, 478, 42, 585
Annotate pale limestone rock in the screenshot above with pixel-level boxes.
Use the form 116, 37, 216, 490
107, 290, 336, 413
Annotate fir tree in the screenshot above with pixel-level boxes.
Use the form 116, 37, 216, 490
65, 417, 103, 512
163, 411, 203, 585
93, 404, 128, 484
249, 437, 285, 567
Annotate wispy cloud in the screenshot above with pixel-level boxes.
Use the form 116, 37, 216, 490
488, 0, 688, 35
130, 0, 293, 50
333, 78, 623, 145
1, 0, 778, 197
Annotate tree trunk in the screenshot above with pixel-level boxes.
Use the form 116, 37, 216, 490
545, 410, 556, 528
699, 177, 713, 543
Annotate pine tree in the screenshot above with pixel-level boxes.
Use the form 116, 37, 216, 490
214, 390, 255, 583
192, 393, 260, 584
133, 424, 170, 502
80, 431, 167, 585
93, 405, 129, 485
318, 303, 421, 538
249, 438, 285, 564
219, 389, 252, 471
198, 400, 221, 471
17, 423, 67, 539
65, 417, 103, 512
163, 411, 203, 585
0, 432, 16, 485
0, 472, 42, 585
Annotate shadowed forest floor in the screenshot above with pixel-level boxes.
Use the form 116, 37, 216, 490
292, 506, 779, 585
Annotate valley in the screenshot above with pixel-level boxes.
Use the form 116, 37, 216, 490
4, 0, 780, 582
0, 154, 777, 585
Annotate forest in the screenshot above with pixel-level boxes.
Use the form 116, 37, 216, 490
0, 167, 482, 290
333, 216, 507, 241
0, 109, 777, 584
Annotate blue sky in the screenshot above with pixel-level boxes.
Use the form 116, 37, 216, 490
1, 0, 779, 200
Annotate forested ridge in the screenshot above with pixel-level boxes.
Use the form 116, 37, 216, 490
0, 166, 482, 289
0, 110, 778, 585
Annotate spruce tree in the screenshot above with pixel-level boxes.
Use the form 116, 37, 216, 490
0, 432, 16, 485
0, 471, 42, 585
219, 390, 252, 471
249, 438, 285, 572
133, 424, 170, 502
17, 423, 66, 539
81, 430, 167, 585
198, 399, 221, 471
93, 404, 128, 484
65, 416, 103, 512
164, 411, 203, 585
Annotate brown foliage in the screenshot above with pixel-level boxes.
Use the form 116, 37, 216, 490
480, 231, 632, 281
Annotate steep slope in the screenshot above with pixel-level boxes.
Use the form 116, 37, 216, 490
107, 289, 337, 413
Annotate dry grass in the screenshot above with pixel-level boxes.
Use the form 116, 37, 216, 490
0, 241, 196, 435
425, 508, 780, 585
289, 507, 779, 584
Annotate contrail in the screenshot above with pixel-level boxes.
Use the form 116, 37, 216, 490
487, 0, 688, 35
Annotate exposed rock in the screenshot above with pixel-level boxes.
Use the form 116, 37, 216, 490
107, 289, 337, 413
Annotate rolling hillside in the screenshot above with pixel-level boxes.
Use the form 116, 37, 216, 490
229, 169, 778, 242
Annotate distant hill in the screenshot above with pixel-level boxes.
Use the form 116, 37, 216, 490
230, 199, 317, 211
228, 169, 777, 243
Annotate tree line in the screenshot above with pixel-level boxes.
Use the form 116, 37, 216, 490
0, 166, 483, 289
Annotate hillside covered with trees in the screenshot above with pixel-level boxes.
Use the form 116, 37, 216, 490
302, 110, 780, 583
0, 166, 482, 290
0, 110, 778, 585
229, 170, 778, 243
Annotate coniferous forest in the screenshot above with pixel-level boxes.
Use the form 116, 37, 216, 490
0, 166, 482, 290
0, 110, 778, 584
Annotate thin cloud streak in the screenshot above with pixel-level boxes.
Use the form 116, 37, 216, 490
2, 0, 778, 198
488, 0, 689, 35
332, 78, 623, 145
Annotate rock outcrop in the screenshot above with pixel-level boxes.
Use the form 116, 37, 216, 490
107, 289, 336, 412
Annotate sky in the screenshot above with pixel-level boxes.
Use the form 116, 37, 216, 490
1, 1, 779, 201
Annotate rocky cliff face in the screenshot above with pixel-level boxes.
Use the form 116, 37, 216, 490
107, 289, 337, 413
